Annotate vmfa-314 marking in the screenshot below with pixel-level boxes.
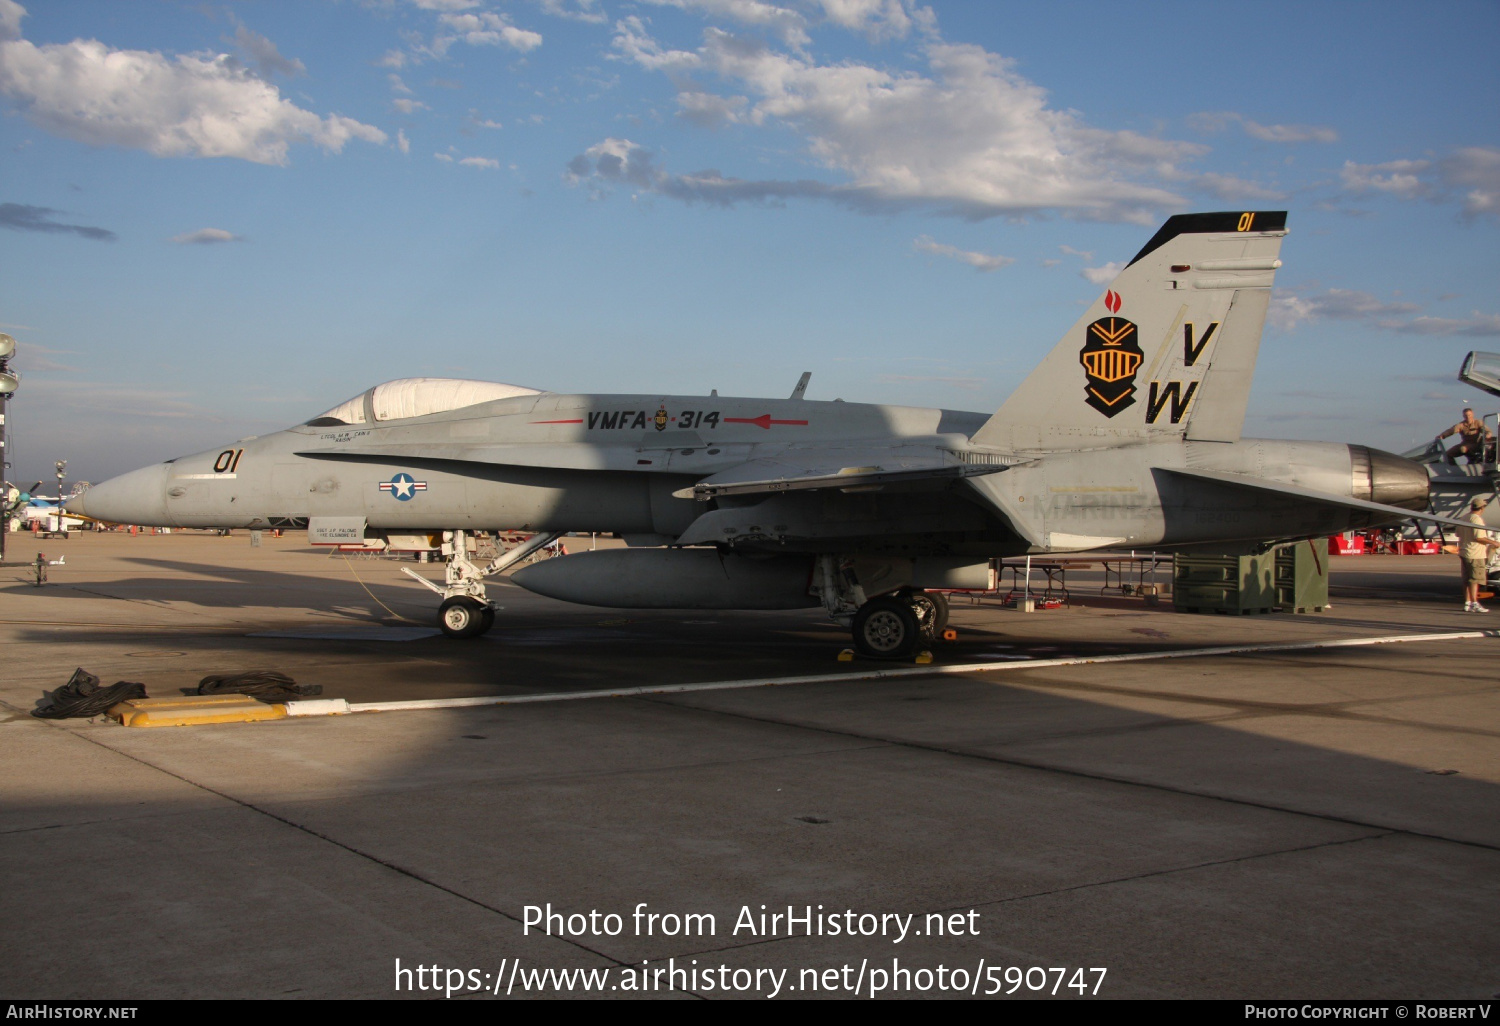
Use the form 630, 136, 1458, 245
75, 212, 1445, 656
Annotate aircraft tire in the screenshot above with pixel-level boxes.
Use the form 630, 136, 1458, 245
853, 597, 919, 658
906, 590, 949, 640
480, 606, 496, 634
928, 591, 950, 631
439, 596, 488, 639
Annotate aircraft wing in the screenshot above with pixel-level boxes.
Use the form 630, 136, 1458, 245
1156, 466, 1479, 532
673, 448, 1017, 501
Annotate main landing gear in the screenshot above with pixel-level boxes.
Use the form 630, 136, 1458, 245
402, 529, 561, 639
815, 555, 951, 659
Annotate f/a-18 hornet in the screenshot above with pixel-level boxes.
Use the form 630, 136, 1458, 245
75, 211, 1458, 656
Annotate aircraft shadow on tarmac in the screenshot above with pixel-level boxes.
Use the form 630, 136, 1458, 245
0, 555, 445, 617
3, 642, 1498, 998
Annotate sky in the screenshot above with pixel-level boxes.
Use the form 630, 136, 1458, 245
1, 0, 1497, 488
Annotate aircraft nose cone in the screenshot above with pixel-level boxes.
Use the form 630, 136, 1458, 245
72, 463, 172, 526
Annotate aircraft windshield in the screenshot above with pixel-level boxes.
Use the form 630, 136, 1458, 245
306, 377, 543, 426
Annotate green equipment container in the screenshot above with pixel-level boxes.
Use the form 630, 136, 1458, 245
1173, 541, 1329, 614
1274, 539, 1330, 613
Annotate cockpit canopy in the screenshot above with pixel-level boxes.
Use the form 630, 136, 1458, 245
306, 377, 543, 426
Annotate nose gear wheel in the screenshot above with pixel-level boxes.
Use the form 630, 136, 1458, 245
438, 596, 490, 639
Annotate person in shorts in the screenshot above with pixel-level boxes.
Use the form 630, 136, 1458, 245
1456, 496, 1498, 612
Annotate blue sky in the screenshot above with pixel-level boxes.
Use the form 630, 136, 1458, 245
1, 0, 1497, 486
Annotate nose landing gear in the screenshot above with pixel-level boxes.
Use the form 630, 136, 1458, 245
402, 529, 561, 638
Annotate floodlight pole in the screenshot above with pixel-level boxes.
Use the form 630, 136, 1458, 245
54, 460, 66, 536
0, 334, 13, 561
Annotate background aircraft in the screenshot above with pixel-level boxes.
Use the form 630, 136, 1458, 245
74, 212, 1465, 656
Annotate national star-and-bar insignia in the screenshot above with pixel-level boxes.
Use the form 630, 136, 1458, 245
379, 472, 428, 501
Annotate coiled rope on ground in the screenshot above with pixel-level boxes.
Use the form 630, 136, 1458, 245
32, 668, 147, 719
196, 671, 322, 698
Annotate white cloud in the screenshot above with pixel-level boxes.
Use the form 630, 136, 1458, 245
437, 12, 543, 52
1441, 147, 1500, 221
388, 73, 412, 94
534, 0, 609, 24
1, 202, 114, 240
589, 30, 1194, 222
459, 155, 500, 168
815, 0, 923, 41
642, 0, 811, 48
912, 235, 1012, 271
397, 128, 410, 153
170, 227, 242, 244
230, 25, 305, 80
1339, 147, 1500, 222
392, 98, 429, 114
0, 0, 22, 42
377, 49, 408, 69
675, 89, 747, 127
1058, 244, 1093, 260
1263, 288, 1500, 337
1269, 288, 1421, 331
1387, 312, 1500, 337
1241, 119, 1337, 144
640, 0, 932, 46
1080, 262, 1123, 284
1187, 111, 1337, 144
1340, 158, 1429, 199
434, 152, 454, 162
1191, 171, 1285, 202
410, 0, 480, 10
611, 17, 702, 72
0, 14, 386, 165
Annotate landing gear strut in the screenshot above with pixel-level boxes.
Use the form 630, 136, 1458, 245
403, 529, 561, 639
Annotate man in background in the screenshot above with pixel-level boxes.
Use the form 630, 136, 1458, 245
1439, 409, 1494, 464
1457, 496, 1498, 612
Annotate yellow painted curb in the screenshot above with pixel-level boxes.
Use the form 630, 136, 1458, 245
108, 695, 287, 727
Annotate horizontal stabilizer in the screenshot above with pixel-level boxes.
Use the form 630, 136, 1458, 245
1157, 466, 1475, 531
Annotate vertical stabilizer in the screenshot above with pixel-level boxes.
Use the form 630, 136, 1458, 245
972, 211, 1287, 451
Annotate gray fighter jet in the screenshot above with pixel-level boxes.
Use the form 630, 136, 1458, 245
74, 211, 1462, 655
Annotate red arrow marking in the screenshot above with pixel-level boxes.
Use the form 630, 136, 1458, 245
723, 414, 810, 429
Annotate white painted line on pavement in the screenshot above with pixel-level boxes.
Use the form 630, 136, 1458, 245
292, 630, 1497, 717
